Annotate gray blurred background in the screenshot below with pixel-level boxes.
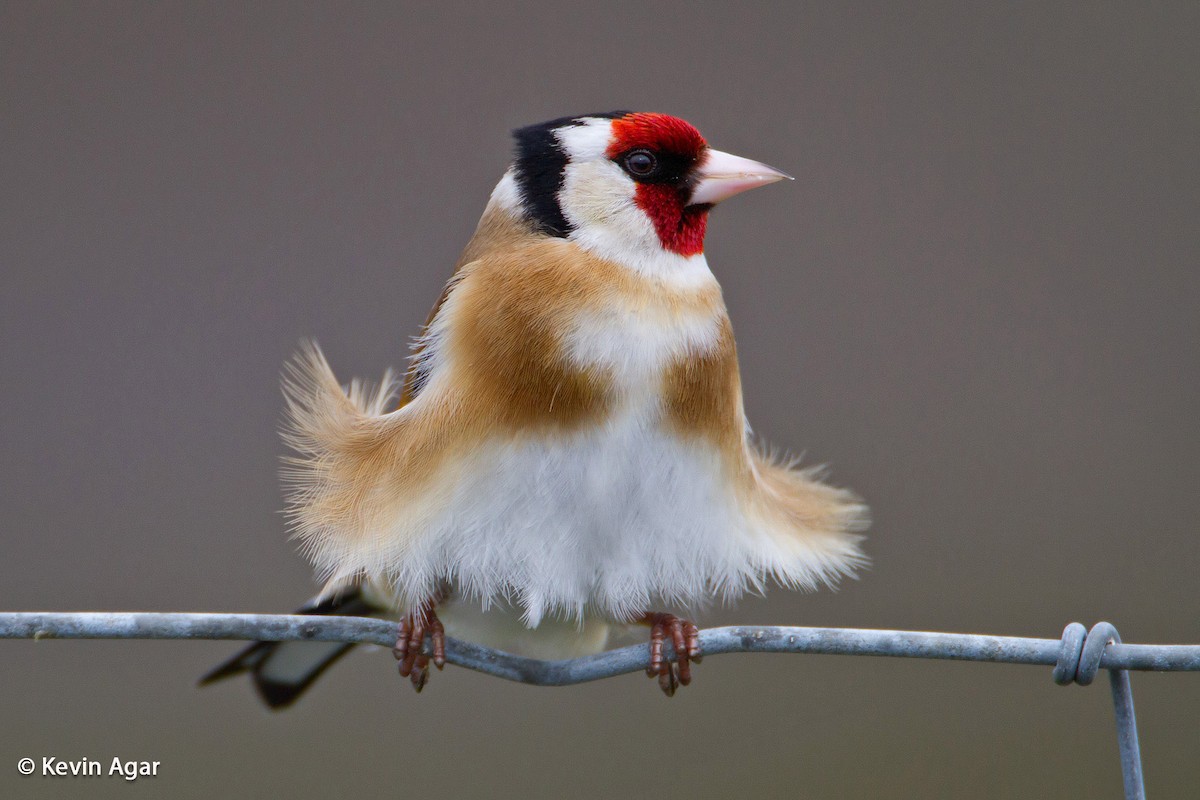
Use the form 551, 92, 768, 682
2, 2, 1197, 798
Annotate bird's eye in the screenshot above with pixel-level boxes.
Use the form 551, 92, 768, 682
623, 150, 658, 177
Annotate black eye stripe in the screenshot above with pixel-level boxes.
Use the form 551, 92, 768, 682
510, 112, 631, 238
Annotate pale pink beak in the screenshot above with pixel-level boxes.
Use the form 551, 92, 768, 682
688, 148, 793, 206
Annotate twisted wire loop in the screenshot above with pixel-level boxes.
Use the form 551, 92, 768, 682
1053, 622, 1145, 800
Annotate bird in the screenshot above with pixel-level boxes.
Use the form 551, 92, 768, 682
201, 111, 868, 705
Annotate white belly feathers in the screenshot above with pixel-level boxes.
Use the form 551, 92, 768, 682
391, 295, 752, 626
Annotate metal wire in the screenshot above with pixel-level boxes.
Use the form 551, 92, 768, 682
4, 612, 1198, 799
1049, 622, 1148, 800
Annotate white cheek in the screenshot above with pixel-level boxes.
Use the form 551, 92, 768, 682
559, 163, 716, 284
558, 160, 657, 250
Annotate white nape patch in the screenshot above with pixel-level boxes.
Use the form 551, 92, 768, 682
554, 120, 715, 287
487, 168, 521, 214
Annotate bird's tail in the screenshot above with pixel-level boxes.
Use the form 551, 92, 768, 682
198, 589, 380, 709
278, 341, 403, 590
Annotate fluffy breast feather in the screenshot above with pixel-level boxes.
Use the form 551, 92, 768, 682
282, 208, 867, 622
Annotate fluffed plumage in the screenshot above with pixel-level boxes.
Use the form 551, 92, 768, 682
204, 111, 868, 705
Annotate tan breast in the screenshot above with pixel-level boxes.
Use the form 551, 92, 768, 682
430, 208, 738, 442
661, 316, 744, 451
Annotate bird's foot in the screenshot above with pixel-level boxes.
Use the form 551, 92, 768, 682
639, 612, 702, 697
392, 602, 445, 692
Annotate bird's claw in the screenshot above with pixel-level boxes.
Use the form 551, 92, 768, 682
643, 612, 701, 697
393, 604, 445, 692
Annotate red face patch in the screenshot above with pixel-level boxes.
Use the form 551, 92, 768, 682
631, 186, 709, 256
607, 113, 707, 160
606, 113, 710, 257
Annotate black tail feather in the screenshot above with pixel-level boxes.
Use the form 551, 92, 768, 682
199, 589, 381, 710
248, 641, 358, 709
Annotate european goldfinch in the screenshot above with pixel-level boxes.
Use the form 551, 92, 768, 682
202, 111, 868, 704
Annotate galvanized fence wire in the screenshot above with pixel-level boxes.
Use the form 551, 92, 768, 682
5, 613, 1200, 799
